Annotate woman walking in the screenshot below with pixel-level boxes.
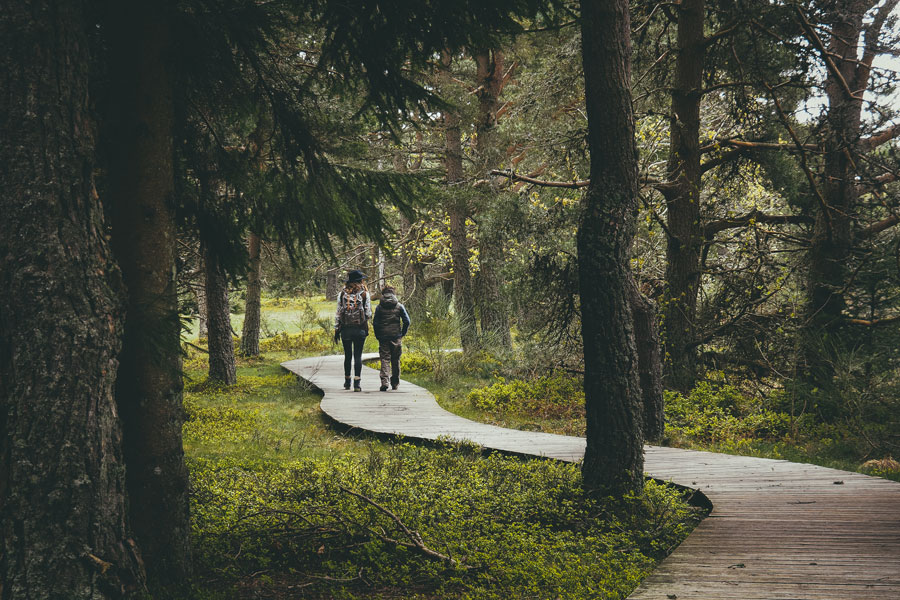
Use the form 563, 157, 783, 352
334, 270, 372, 391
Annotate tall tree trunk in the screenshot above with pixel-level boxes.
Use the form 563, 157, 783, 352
627, 276, 665, 441
473, 49, 512, 349
240, 233, 262, 357
441, 51, 479, 352
661, 0, 705, 392
104, 3, 192, 591
802, 0, 865, 393
0, 2, 147, 596
579, 0, 645, 497
205, 245, 237, 384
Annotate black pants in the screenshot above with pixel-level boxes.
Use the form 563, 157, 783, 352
341, 327, 367, 377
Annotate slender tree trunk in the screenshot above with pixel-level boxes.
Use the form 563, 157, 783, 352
326, 268, 340, 301
441, 51, 479, 352
197, 280, 209, 339
240, 233, 262, 357
660, 0, 705, 393
473, 49, 512, 349
0, 2, 147, 596
803, 1, 865, 393
579, 0, 645, 497
104, 2, 192, 591
205, 245, 237, 384
627, 276, 665, 441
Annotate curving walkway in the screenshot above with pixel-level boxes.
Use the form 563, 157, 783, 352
283, 354, 900, 599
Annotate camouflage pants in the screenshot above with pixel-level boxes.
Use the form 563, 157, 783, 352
378, 339, 402, 387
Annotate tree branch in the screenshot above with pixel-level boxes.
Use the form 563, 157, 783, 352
794, 6, 861, 100
857, 215, 900, 240
704, 209, 814, 239
859, 124, 900, 152
338, 486, 467, 568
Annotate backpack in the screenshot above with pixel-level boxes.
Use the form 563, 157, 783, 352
341, 291, 367, 327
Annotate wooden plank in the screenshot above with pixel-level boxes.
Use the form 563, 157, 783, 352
282, 354, 900, 599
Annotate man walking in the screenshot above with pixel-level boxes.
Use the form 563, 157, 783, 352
372, 286, 411, 391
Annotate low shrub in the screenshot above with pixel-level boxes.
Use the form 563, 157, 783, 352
399, 350, 434, 374
468, 374, 585, 422
259, 330, 330, 353
664, 382, 793, 445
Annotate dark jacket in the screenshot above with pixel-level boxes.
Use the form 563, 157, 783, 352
373, 291, 410, 341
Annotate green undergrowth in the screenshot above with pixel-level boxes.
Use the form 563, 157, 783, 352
190, 444, 700, 599
397, 349, 899, 483
184, 352, 702, 598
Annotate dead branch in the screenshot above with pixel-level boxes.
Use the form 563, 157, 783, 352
338, 486, 469, 568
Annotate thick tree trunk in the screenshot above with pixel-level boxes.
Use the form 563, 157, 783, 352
803, 1, 865, 392
473, 49, 512, 350
661, 0, 705, 392
0, 2, 147, 596
579, 0, 645, 497
442, 51, 479, 352
104, 3, 192, 591
205, 246, 238, 384
240, 233, 262, 357
627, 276, 665, 441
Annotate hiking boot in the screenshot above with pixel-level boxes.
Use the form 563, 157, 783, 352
380, 385, 388, 392
353, 377, 361, 392
343, 377, 351, 390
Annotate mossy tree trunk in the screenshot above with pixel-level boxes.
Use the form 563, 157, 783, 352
0, 1, 147, 595
578, 0, 645, 497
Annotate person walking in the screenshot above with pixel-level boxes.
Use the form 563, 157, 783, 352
372, 285, 410, 392
334, 270, 372, 391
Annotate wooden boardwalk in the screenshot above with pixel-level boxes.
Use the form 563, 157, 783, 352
283, 354, 900, 599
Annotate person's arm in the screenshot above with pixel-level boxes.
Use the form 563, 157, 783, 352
364, 292, 372, 320
399, 303, 410, 337
373, 304, 382, 330
334, 291, 343, 330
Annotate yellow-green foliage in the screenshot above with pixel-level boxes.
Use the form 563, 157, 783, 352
189, 444, 701, 599
664, 382, 792, 445
468, 375, 585, 422
259, 330, 330, 353
399, 350, 434, 373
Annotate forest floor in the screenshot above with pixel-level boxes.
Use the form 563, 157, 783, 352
184, 344, 701, 599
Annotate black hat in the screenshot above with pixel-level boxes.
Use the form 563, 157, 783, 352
346, 270, 367, 283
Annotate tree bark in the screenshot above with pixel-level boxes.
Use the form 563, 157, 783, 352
441, 51, 479, 352
473, 49, 512, 350
326, 268, 340, 301
802, 0, 865, 391
104, 2, 192, 591
627, 276, 665, 442
197, 280, 209, 339
0, 2, 147, 596
661, 0, 705, 392
240, 233, 262, 357
205, 245, 237, 384
579, 0, 645, 497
